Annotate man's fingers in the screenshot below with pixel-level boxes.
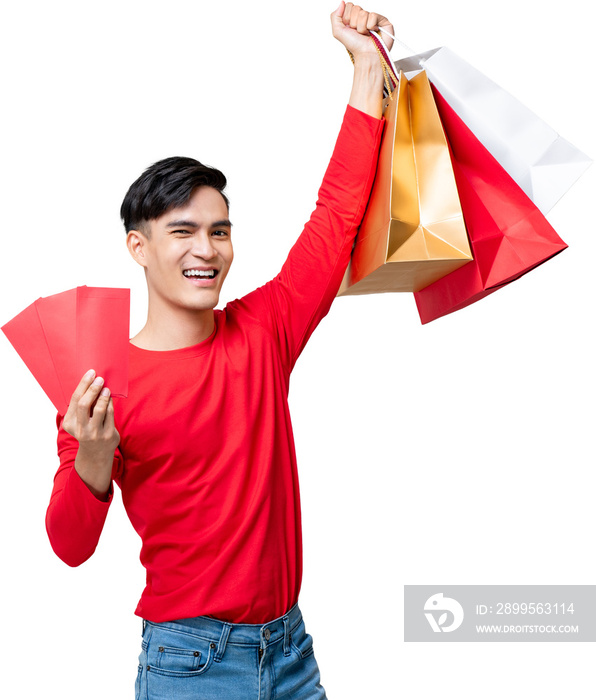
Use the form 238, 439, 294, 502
68, 369, 96, 407
331, 1, 345, 19
75, 375, 106, 422
64, 370, 99, 432
90, 387, 112, 423
103, 395, 119, 436
62, 372, 119, 451
370, 16, 394, 51
347, 4, 362, 29
366, 12, 387, 32
356, 10, 369, 35
334, 4, 394, 51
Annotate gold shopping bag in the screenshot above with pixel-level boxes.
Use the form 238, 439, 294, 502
339, 70, 473, 295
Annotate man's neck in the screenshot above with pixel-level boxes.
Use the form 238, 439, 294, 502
130, 307, 216, 351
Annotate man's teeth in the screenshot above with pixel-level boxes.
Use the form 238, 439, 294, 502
183, 269, 216, 278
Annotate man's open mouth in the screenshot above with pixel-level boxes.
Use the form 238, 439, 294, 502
183, 269, 218, 279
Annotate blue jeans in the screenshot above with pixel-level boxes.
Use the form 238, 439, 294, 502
135, 603, 327, 699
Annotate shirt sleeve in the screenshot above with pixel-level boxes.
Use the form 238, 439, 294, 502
230, 105, 384, 372
45, 413, 124, 567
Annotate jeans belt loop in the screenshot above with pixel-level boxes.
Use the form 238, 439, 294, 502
282, 614, 291, 657
214, 622, 232, 663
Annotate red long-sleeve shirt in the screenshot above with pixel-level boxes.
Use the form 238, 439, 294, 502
46, 105, 384, 624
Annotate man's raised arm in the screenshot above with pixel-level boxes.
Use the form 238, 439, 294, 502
233, 4, 392, 371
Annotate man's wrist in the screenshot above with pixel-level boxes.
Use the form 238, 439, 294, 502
348, 53, 384, 119
74, 448, 113, 501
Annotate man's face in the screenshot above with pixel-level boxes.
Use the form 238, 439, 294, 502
131, 186, 233, 314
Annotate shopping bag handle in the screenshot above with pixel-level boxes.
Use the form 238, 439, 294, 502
370, 31, 398, 91
345, 29, 398, 95
376, 26, 419, 59
345, 28, 418, 96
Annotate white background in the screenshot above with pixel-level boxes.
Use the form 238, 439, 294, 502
1, 1, 594, 698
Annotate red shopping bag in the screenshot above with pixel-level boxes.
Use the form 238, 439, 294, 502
414, 88, 568, 324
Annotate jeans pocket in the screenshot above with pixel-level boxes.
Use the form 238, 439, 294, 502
146, 625, 216, 678
290, 619, 315, 659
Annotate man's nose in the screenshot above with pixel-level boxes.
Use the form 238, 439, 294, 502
190, 232, 217, 259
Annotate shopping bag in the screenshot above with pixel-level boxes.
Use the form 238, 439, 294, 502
414, 88, 568, 324
2, 286, 130, 413
393, 46, 591, 214
338, 69, 472, 296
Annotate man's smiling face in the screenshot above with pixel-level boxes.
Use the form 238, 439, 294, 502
128, 186, 233, 314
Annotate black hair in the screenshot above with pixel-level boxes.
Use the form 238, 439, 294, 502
120, 156, 229, 234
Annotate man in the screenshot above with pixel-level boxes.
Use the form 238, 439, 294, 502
46, 3, 393, 698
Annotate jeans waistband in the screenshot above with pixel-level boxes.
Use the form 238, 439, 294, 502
144, 603, 302, 657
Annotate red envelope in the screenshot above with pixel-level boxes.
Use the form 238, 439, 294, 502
35, 289, 78, 409
1, 300, 67, 411
2, 286, 130, 414
414, 88, 568, 324
76, 287, 129, 398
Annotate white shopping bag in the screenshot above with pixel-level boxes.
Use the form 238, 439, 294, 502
392, 47, 591, 214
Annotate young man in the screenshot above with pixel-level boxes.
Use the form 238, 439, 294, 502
46, 3, 393, 698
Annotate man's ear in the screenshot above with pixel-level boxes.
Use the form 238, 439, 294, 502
126, 229, 149, 268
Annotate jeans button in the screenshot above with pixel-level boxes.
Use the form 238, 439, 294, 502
264, 628, 271, 641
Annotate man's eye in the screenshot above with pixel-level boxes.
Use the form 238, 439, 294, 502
173, 230, 191, 235
212, 230, 229, 237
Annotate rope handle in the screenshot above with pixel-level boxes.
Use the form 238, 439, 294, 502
377, 26, 418, 58
370, 32, 398, 93
346, 42, 396, 96
346, 30, 399, 98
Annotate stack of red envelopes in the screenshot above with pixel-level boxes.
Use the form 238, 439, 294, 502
2, 286, 130, 414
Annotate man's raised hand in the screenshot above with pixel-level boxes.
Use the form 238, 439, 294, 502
331, 2, 394, 58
